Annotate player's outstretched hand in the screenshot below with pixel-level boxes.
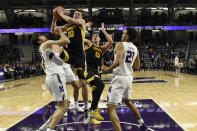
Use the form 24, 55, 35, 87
86, 21, 93, 28
101, 22, 105, 31
57, 7, 65, 17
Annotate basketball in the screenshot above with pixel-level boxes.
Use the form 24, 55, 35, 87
53, 8, 67, 20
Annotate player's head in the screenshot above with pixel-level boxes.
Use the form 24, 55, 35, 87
122, 28, 137, 42
73, 11, 83, 19
31, 33, 48, 45
92, 33, 100, 44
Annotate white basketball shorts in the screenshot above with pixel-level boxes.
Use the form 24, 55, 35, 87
107, 75, 133, 105
45, 74, 67, 101
63, 67, 77, 83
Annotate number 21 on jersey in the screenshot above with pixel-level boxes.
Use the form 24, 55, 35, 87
125, 50, 135, 63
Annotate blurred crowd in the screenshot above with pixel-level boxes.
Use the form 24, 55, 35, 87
0, 46, 20, 63
13, 14, 45, 28
137, 11, 197, 26
2, 10, 197, 28
0, 63, 44, 80
177, 11, 197, 26
137, 11, 168, 26
102, 40, 197, 74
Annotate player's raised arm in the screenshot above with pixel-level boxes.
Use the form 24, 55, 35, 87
84, 39, 92, 46
102, 42, 124, 72
133, 50, 140, 70
50, 8, 58, 34
51, 7, 69, 33
40, 58, 46, 74
100, 22, 113, 52
42, 28, 70, 51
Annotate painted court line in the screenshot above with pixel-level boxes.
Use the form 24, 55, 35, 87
57, 121, 155, 131
152, 98, 186, 131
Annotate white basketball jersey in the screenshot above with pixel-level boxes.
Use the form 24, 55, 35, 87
62, 62, 71, 69
39, 44, 65, 76
113, 42, 138, 75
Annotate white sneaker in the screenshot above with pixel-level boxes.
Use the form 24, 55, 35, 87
45, 49, 63, 65
73, 104, 84, 112
64, 112, 68, 117
84, 110, 90, 124
39, 119, 50, 131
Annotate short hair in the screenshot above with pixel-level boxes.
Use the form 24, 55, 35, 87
126, 28, 137, 42
31, 33, 42, 45
93, 32, 100, 35
75, 10, 83, 18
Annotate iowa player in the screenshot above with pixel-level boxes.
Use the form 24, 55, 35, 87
51, 7, 89, 116
84, 22, 113, 124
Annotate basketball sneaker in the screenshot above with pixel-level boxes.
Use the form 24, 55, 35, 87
73, 103, 84, 112
45, 49, 63, 65
90, 117, 101, 124
140, 123, 148, 131
95, 108, 101, 114
84, 109, 91, 124
64, 112, 68, 117
90, 110, 104, 121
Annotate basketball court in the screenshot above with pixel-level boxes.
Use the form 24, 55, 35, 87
0, 71, 196, 131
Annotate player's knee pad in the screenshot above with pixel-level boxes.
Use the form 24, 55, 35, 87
60, 49, 69, 62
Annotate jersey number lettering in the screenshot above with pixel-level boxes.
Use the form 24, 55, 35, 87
125, 50, 135, 63
68, 30, 74, 38
95, 51, 101, 58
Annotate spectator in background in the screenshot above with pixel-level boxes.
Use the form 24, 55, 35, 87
194, 55, 197, 74
175, 56, 179, 72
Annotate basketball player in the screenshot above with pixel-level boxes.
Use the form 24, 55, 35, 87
40, 40, 83, 113
84, 22, 113, 124
102, 28, 147, 131
31, 28, 70, 131
51, 7, 89, 121
175, 55, 179, 72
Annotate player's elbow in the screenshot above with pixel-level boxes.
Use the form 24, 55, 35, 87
66, 38, 70, 45
116, 60, 122, 67
109, 39, 113, 45
60, 38, 70, 46
135, 66, 140, 70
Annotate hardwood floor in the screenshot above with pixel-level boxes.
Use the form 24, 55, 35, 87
0, 71, 197, 131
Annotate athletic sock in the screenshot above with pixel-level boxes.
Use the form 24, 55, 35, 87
138, 118, 144, 126
46, 128, 55, 131
75, 101, 78, 105
74, 101, 79, 108
84, 101, 89, 110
